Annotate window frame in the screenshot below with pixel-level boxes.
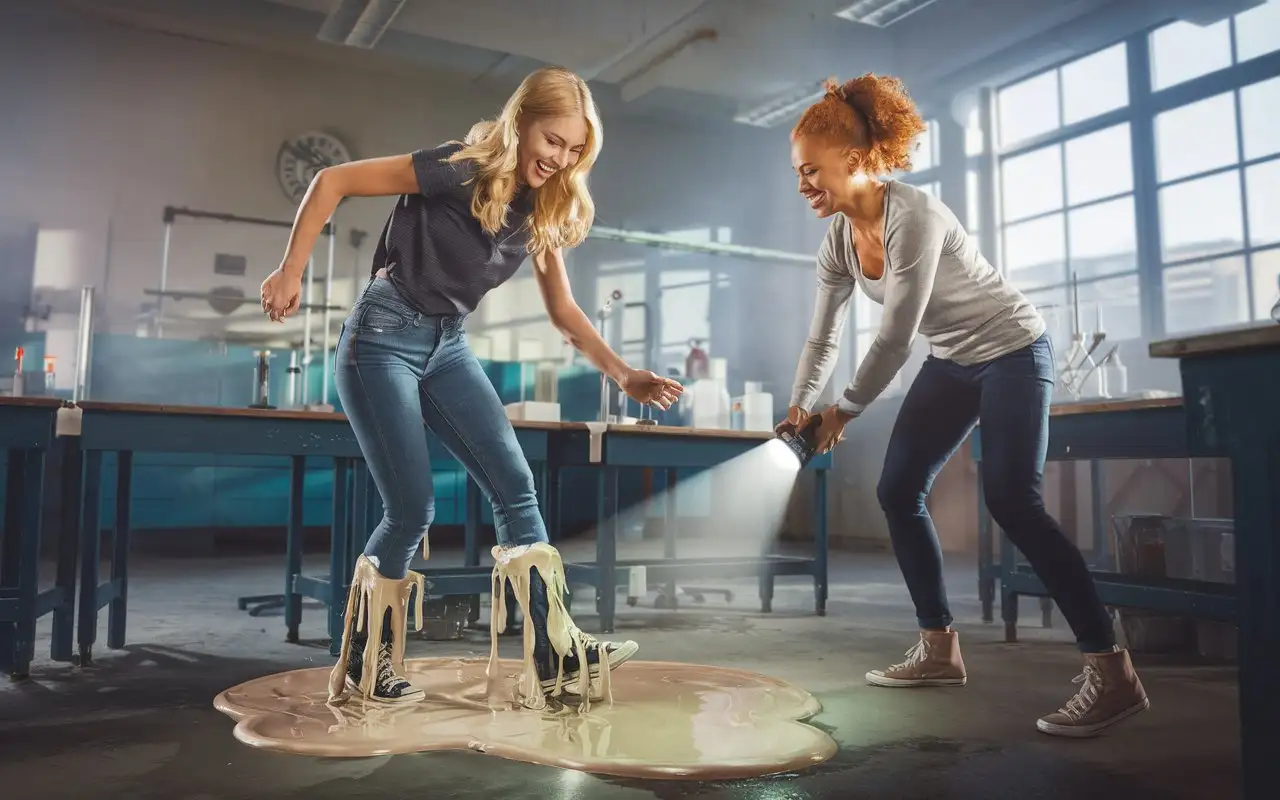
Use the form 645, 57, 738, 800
988, 11, 1280, 338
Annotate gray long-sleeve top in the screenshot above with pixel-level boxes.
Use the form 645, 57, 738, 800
789, 181, 1046, 415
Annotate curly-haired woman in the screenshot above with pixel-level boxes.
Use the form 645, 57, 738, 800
260, 67, 682, 707
774, 74, 1148, 738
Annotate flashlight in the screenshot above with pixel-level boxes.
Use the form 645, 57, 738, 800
777, 413, 823, 468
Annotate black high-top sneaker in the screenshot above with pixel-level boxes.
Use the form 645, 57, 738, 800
345, 608, 425, 704
527, 566, 639, 698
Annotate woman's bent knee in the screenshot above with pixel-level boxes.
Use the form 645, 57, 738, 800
877, 473, 927, 516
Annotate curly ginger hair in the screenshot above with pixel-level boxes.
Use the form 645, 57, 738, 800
792, 74, 926, 175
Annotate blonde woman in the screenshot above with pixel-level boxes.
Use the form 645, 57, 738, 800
261, 68, 683, 705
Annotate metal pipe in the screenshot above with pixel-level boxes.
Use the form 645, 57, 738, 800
286, 349, 301, 408
73, 286, 95, 402
301, 257, 314, 406
321, 222, 336, 405
140, 288, 343, 312
597, 290, 622, 422
587, 226, 812, 265
163, 205, 333, 234
158, 220, 172, 338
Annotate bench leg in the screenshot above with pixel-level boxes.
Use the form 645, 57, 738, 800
595, 467, 618, 634
1000, 530, 1019, 643
77, 450, 103, 665
9, 451, 45, 679
51, 440, 81, 663
813, 468, 829, 617
327, 458, 350, 658
1, 449, 25, 677
106, 451, 132, 650
284, 455, 305, 643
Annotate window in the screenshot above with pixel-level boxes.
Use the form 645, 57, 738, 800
996, 126, 1137, 303
997, 43, 1130, 150
1151, 2, 1280, 90
1083, 273, 1143, 342
1153, 68, 1280, 333
1236, 0, 1280, 62
1251, 249, 1280, 320
1150, 20, 1232, 91
1159, 171, 1244, 263
1240, 76, 1280, 160
965, 107, 985, 157
1246, 160, 1280, 247
1061, 43, 1129, 126
1068, 197, 1137, 280
1004, 216, 1065, 289
1001, 145, 1062, 221
912, 119, 940, 172
965, 169, 981, 233
1065, 123, 1133, 204
1163, 257, 1249, 334
984, 8, 1280, 342
995, 46, 1141, 339
658, 269, 711, 367
997, 70, 1059, 148
1154, 93, 1238, 183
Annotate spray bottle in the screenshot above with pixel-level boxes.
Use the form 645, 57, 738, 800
777, 414, 824, 468
685, 338, 709, 381
11, 347, 25, 397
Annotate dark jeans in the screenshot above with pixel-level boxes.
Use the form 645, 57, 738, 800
334, 277, 552, 657
876, 333, 1116, 653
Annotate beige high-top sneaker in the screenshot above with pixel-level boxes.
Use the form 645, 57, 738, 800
1036, 648, 1150, 737
866, 629, 968, 688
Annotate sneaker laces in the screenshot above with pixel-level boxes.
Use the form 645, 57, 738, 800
889, 639, 929, 672
570, 626, 600, 650
374, 644, 409, 691
1058, 665, 1103, 720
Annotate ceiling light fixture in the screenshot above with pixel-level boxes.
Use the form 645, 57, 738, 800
733, 83, 826, 128
835, 0, 942, 28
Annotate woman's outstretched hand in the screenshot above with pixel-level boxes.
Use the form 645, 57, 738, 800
619, 369, 684, 410
260, 265, 303, 323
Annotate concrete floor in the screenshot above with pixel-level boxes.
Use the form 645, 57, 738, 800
0, 541, 1240, 800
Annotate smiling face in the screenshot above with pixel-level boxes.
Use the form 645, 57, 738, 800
517, 114, 589, 189
790, 134, 864, 219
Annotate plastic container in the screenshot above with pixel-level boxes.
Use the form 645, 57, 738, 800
1109, 514, 1237, 655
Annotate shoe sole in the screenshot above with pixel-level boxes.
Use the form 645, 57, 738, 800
345, 675, 426, 705
865, 670, 967, 688
1035, 697, 1150, 738
542, 641, 640, 695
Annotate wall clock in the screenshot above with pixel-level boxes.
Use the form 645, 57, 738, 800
275, 130, 353, 204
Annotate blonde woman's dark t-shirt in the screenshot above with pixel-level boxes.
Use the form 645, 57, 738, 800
370, 141, 534, 316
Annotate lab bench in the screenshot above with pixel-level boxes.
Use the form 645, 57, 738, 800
974, 395, 1235, 639
1150, 322, 1280, 800
66, 402, 563, 659
0, 397, 77, 678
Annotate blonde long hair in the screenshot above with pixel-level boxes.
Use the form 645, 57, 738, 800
447, 67, 602, 253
